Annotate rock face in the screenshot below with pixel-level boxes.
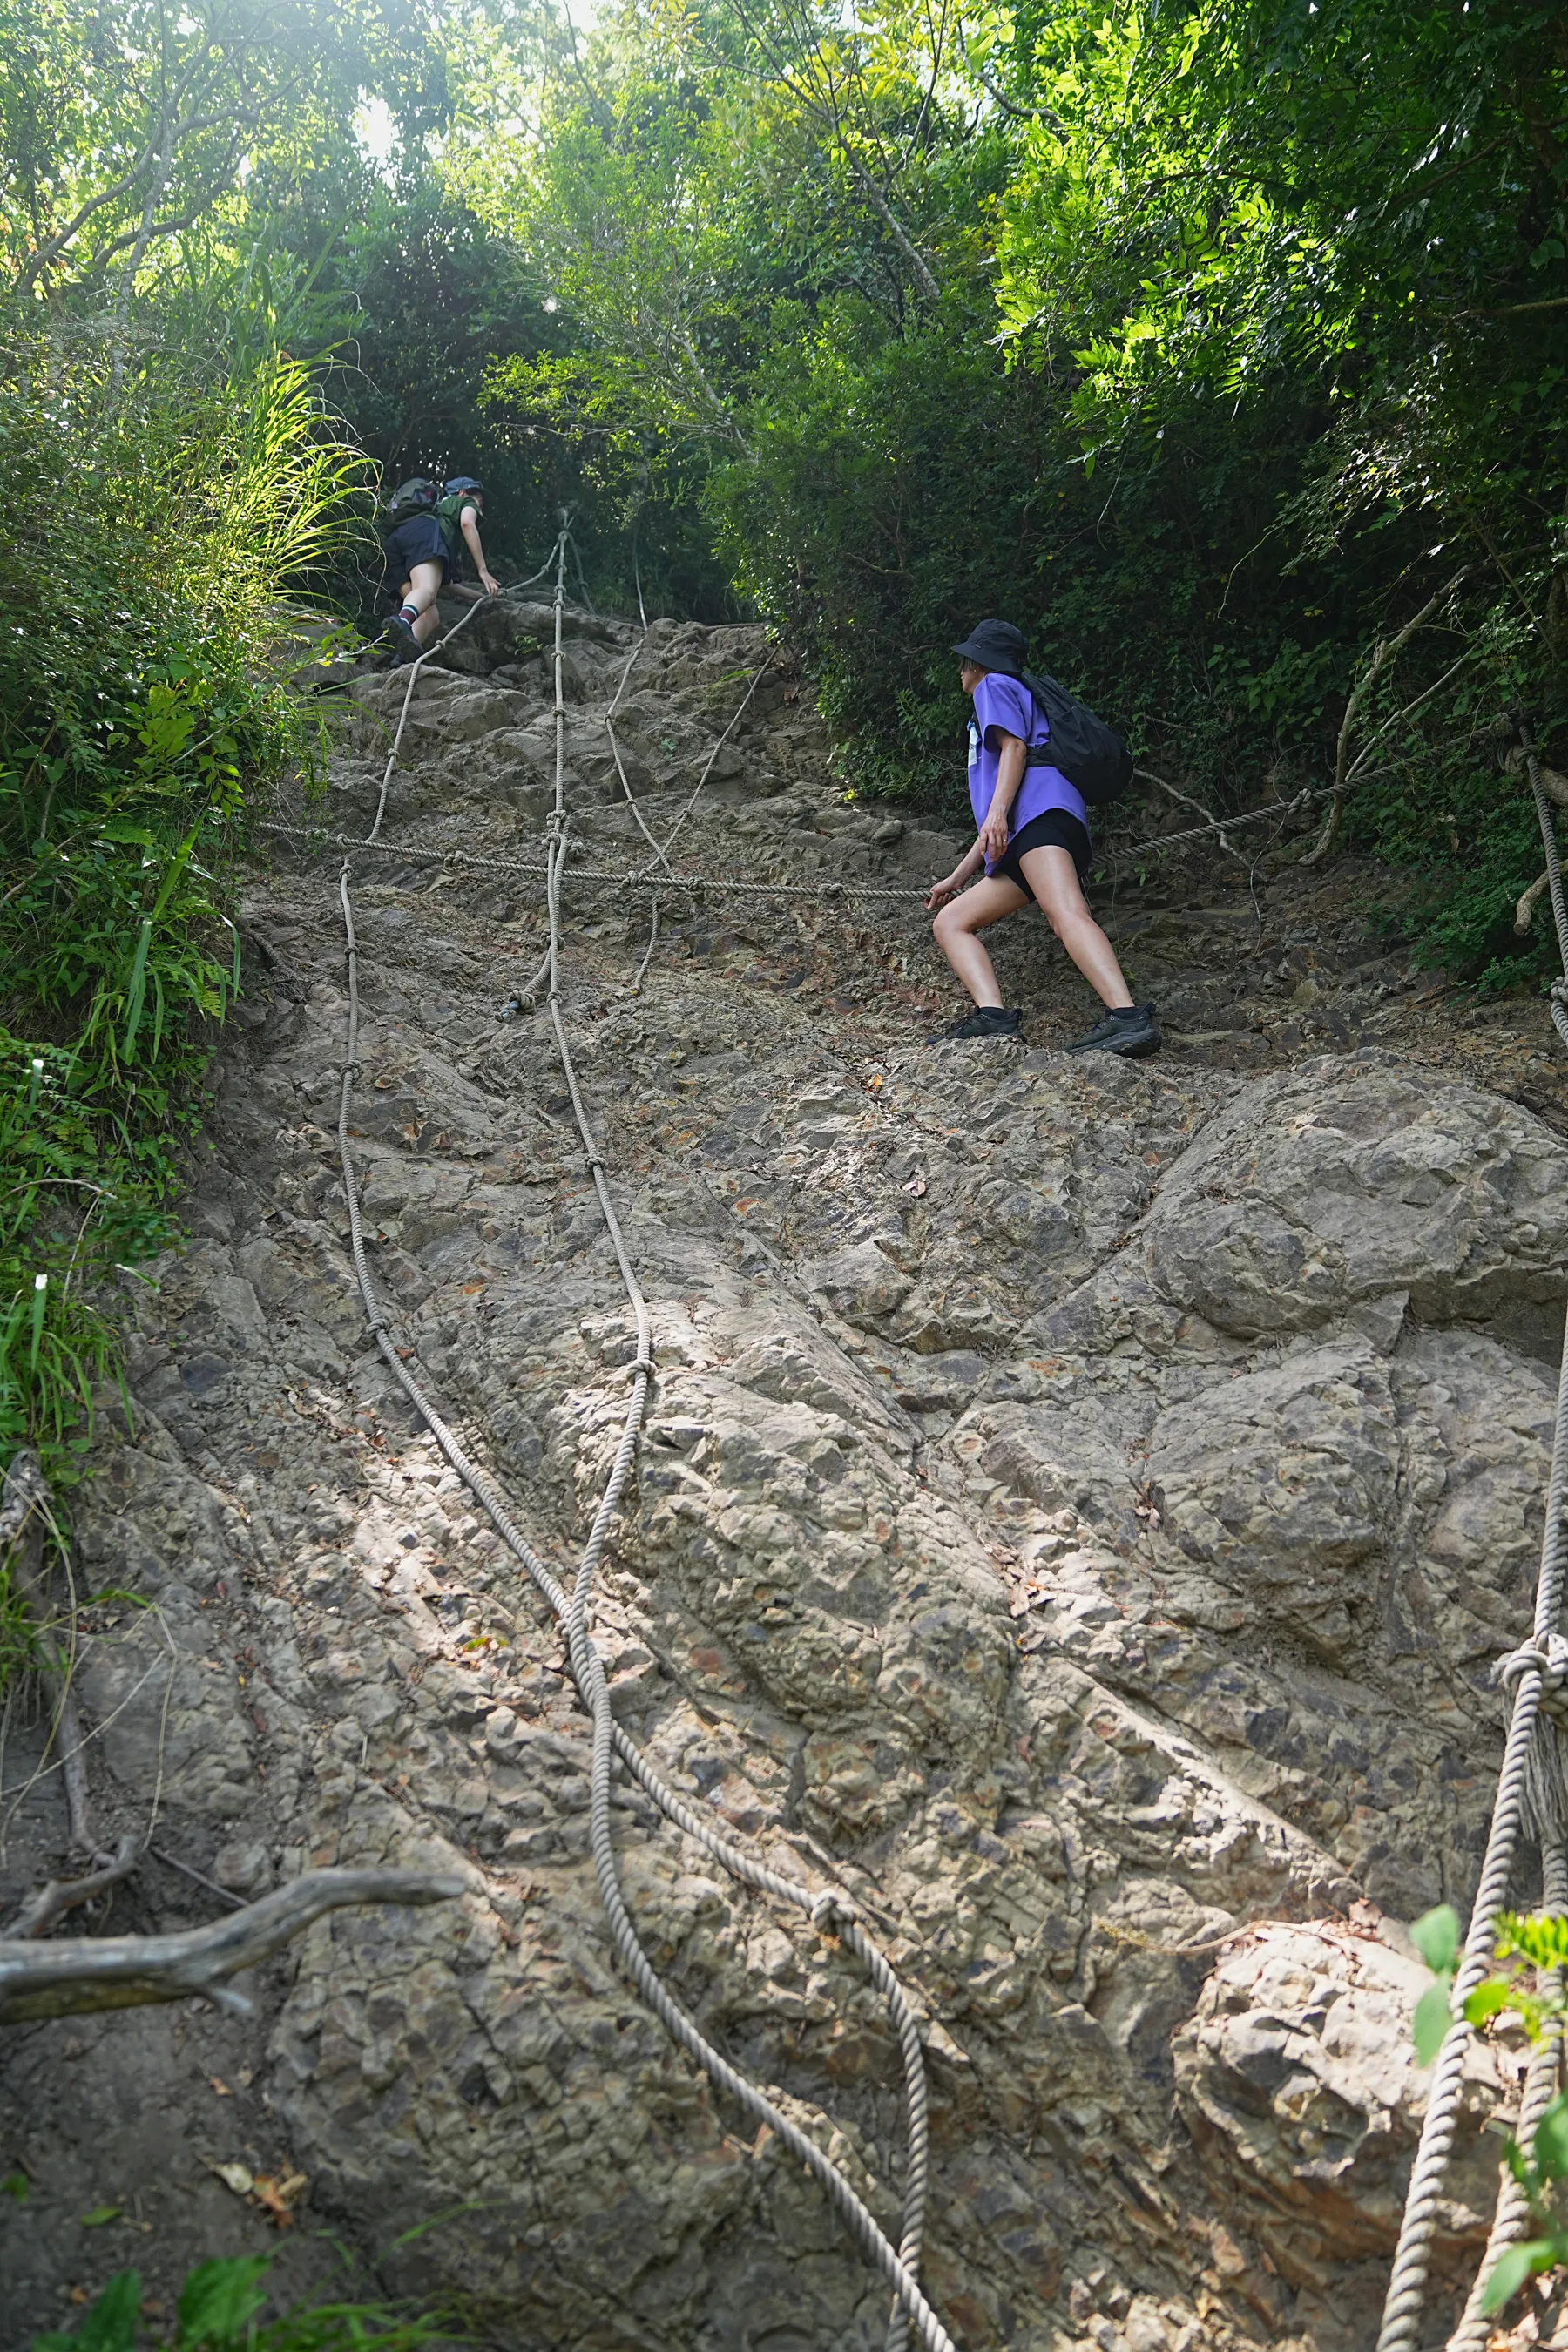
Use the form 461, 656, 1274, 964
3, 598, 1563, 2352
1173, 1923, 1513, 2344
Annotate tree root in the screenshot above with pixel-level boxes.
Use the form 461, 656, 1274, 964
3, 1831, 139, 1939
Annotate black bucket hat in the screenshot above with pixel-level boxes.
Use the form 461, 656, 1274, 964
953, 618, 1028, 674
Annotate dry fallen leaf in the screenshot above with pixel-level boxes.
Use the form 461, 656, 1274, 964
209, 2075, 233, 2098
250, 2171, 308, 2227
210, 2161, 253, 2197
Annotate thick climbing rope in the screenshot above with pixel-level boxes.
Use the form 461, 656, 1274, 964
1375, 720, 1568, 2352
326, 525, 952, 2352
644, 652, 774, 874
1446, 1846, 1568, 2352
257, 818, 931, 908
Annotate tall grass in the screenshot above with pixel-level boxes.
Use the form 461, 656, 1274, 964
0, 334, 368, 1521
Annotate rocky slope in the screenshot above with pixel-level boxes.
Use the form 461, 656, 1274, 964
4, 596, 1567, 2352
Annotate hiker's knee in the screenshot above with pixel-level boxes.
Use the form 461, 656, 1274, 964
1037, 877, 1090, 943
932, 902, 967, 951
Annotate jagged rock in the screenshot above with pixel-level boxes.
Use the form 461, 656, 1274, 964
5, 607, 1564, 2352
1136, 1056, 1568, 1342
1174, 1921, 1511, 2346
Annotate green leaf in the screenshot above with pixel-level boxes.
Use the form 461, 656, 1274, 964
2, 2170, 28, 2199
30, 2269, 142, 2352
1410, 1904, 1463, 1973
1413, 1976, 1456, 2066
79, 2204, 121, 2226
1532, 2092, 1568, 2183
177, 2254, 273, 2349
1482, 2239, 1558, 2314
1463, 1978, 1512, 2026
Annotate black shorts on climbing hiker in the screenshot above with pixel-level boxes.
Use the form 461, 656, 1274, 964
381, 512, 449, 595
925, 618, 1159, 1057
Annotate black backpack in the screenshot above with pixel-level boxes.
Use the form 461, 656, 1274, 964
1020, 668, 1134, 806
380, 476, 439, 536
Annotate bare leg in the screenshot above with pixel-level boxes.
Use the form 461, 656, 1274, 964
402, 560, 445, 645
932, 875, 1031, 1007
1015, 846, 1134, 1008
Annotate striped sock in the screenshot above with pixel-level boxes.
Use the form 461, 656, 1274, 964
399, 603, 420, 625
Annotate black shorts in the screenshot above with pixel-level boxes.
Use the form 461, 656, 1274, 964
990, 809, 1093, 898
382, 514, 449, 598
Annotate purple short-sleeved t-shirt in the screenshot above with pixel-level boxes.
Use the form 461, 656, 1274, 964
967, 672, 1089, 867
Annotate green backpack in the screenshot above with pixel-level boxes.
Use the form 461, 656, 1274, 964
380, 476, 439, 536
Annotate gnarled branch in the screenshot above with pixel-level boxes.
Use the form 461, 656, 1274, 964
1301, 571, 1468, 867
1517, 870, 1552, 935
0, 1867, 465, 2024
1, 1453, 463, 2020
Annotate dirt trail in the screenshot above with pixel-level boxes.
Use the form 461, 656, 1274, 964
3, 598, 1567, 2352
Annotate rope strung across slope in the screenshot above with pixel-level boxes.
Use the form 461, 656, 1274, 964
273, 600, 1377, 914
324, 524, 955, 2352
1375, 718, 1568, 2352
255, 818, 934, 908
260, 792, 1342, 908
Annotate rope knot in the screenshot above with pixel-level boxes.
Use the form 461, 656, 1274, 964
1551, 977, 1568, 1005
810, 1889, 857, 1934
624, 1356, 656, 1379
1497, 1632, 1568, 1698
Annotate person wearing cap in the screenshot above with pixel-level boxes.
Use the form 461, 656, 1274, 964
924, 619, 1159, 1055
382, 476, 500, 666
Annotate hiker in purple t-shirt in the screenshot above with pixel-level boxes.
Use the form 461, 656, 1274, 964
924, 618, 1159, 1055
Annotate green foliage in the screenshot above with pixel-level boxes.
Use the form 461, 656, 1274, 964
31, 2268, 144, 2352
1500, 1912, 1568, 1971
468, 0, 1565, 969
0, 328, 362, 1513
1409, 1903, 1462, 2065
177, 2258, 273, 2347
0, 0, 444, 303
1415, 1910, 1568, 2313
29, 2255, 449, 2352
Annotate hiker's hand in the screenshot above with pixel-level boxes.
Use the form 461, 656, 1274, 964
978, 808, 1010, 865
479, 568, 501, 598
925, 871, 963, 911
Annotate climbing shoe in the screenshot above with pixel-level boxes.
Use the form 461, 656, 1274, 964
935, 1005, 1023, 1043
1066, 1003, 1161, 1058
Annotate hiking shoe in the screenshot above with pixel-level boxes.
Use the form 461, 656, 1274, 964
378, 612, 420, 659
1066, 1003, 1161, 1058
935, 1005, 1023, 1042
